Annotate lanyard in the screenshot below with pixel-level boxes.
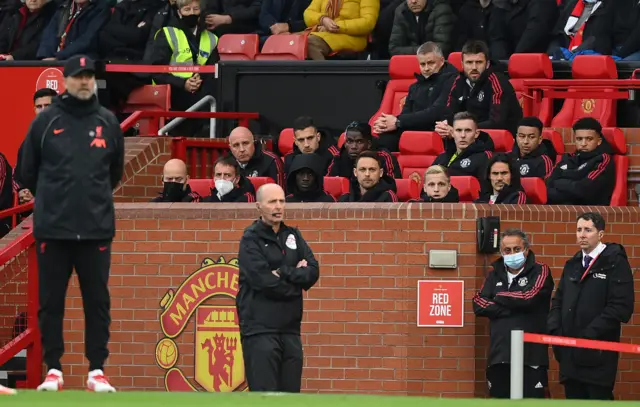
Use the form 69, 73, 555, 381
580, 253, 600, 282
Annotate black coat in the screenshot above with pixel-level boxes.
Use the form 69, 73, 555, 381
143, 2, 178, 61
329, 147, 402, 180
203, 175, 256, 202
388, 0, 456, 56
488, 0, 558, 60
205, 0, 261, 27
239, 143, 285, 187
548, 0, 614, 56
151, 183, 202, 202
454, 0, 491, 52
283, 134, 339, 178
432, 131, 494, 180
237, 219, 319, 336
19, 93, 125, 240
510, 139, 556, 180
613, 0, 640, 58
473, 251, 554, 368
474, 184, 528, 204
0, 1, 57, 60
395, 62, 458, 131
548, 244, 635, 387
258, 0, 309, 35
338, 176, 398, 202
286, 153, 336, 203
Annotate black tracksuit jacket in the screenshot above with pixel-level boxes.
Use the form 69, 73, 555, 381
151, 184, 202, 202
236, 219, 319, 337
473, 251, 554, 368
510, 139, 556, 180
432, 131, 494, 180
339, 176, 399, 202
19, 93, 125, 241
203, 175, 256, 202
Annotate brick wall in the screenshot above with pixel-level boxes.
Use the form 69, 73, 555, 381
43, 204, 639, 399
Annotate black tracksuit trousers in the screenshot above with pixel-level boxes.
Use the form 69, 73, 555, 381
241, 333, 303, 392
36, 239, 112, 372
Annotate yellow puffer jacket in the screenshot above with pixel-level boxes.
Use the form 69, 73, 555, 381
304, 0, 379, 52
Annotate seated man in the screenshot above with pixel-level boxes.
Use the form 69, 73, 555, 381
204, 155, 256, 202
475, 153, 528, 204
0, 151, 13, 239
303, 0, 379, 60
339, 151, 398, 202
432, 111, 494, 180
330, 122, 401, 180
284, 116, 339, 177
228, 126, 285, 187
388, 0, 456, 57
258, 0, 310, 45
510, 117, 556, 179
436, 40, 522, 138
286, 154, 336, 202
374, 41, 458, 152
0, 0, 57, 61
204, 0, 261, 36
37, 0, 111, 60
546, 117, 615, 206
151, 158, 202, 202
144, 0, 179, 60
411, 165, 459, 203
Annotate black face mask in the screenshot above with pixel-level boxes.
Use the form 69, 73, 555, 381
181, 14, 199, 28
163, 182, 185, 201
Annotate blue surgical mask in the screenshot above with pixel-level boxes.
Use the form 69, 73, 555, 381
503, 252, 526, 270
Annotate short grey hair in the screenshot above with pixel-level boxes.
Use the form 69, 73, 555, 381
501, 228, 530, 249
176, 0, 200, 9
417, 42, 443, 58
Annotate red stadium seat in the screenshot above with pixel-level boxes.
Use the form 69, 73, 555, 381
248, 177, 276, 191
399, 131, 444, 155
447, 52, 462, 72
508, 53, 554, 126
369, 55, 420, 135
482, 129, 514, 153
541, 129, 565, 157
551, 56, 617, 128
450, 176, 480, 202
399, 156, 437, 179
188, 179, 212, 197
602, 128, 628, 206
122, 85, 171, 136
324, 177, 349, 200
395, 178, 420, 202
279, 128, 294, 155
520, 177, 547, 204
255, 35, 307, 60
218, 34, 259, 61
338, 132, 345, 149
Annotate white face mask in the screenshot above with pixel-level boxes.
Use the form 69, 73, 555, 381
215, 179, 234, 196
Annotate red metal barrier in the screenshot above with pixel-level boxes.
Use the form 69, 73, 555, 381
524, 332, 640, 354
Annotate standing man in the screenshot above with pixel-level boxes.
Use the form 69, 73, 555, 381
548, 212, 635, 400
236, 183, 319, 392
19, 55, 124, 393
473, 228, 554, 398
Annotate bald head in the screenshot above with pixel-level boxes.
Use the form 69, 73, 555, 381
256, 183, 284, 203
228, 127, 256, 164
163, 159, 188, 182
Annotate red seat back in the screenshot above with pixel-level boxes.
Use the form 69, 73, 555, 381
541, 129, 565, 156
450, 176, 480, 202
601, 127, 627, 155
399, 155, 437, 178
218, 34, 259, 60
255, 34, 307, 60
395, 178, 420, 202
122, 85, 171, 136
369, 56, 420, 135
188, 178, 212, 197
338, 132, 346, 149
482, 129, 514, 153
520, 177, 547, 204
323, 176, 349, 199
279, 128, 294, 155
399, 131, 444, 155
248, 177, 275, 191
508, 53, 554, 126
447, 52, 462, 72
602, 127, 628, 206
551, 56, 617, 128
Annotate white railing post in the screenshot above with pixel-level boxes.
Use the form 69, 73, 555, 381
510, 329, 524, 400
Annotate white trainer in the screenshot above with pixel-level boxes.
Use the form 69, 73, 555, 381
37, 369, 64, 391
86, 370, 116, 393
0, 384, 17, 395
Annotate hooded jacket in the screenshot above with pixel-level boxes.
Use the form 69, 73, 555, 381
546, 139, 615, 206
283, 132, 339, 178
286, 154, 336, 203
151, 183, 202, 202
0, 0, 57, 60
473, 250, 554, 368
432, 131, 494, 180
548, 243, 634, 387
395, 62, 459, 131
444, 64, 523, 137
338, 174, 399, 202
329, 145, 402, 180
204, 175, 256, 202
19, 92, 125, 241
509, 139, 556, 180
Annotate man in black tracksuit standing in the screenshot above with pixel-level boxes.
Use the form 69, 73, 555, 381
237, 183, 319, 392
19, 55, 124, 393
473, 228, 554, 398
548, 212, 634, 400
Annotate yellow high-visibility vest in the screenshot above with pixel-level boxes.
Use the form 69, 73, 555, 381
158, 26, 218, 78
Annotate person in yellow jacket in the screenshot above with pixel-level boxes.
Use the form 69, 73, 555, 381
303, 0, 379, 60
145, 0, 220, 135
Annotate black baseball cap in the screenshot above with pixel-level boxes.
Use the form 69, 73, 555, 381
63, 55, 96, 77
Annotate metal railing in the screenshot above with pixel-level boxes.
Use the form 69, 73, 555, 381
158, 95, 217, 139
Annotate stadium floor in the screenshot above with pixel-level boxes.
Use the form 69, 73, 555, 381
3, 392, 639, 406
